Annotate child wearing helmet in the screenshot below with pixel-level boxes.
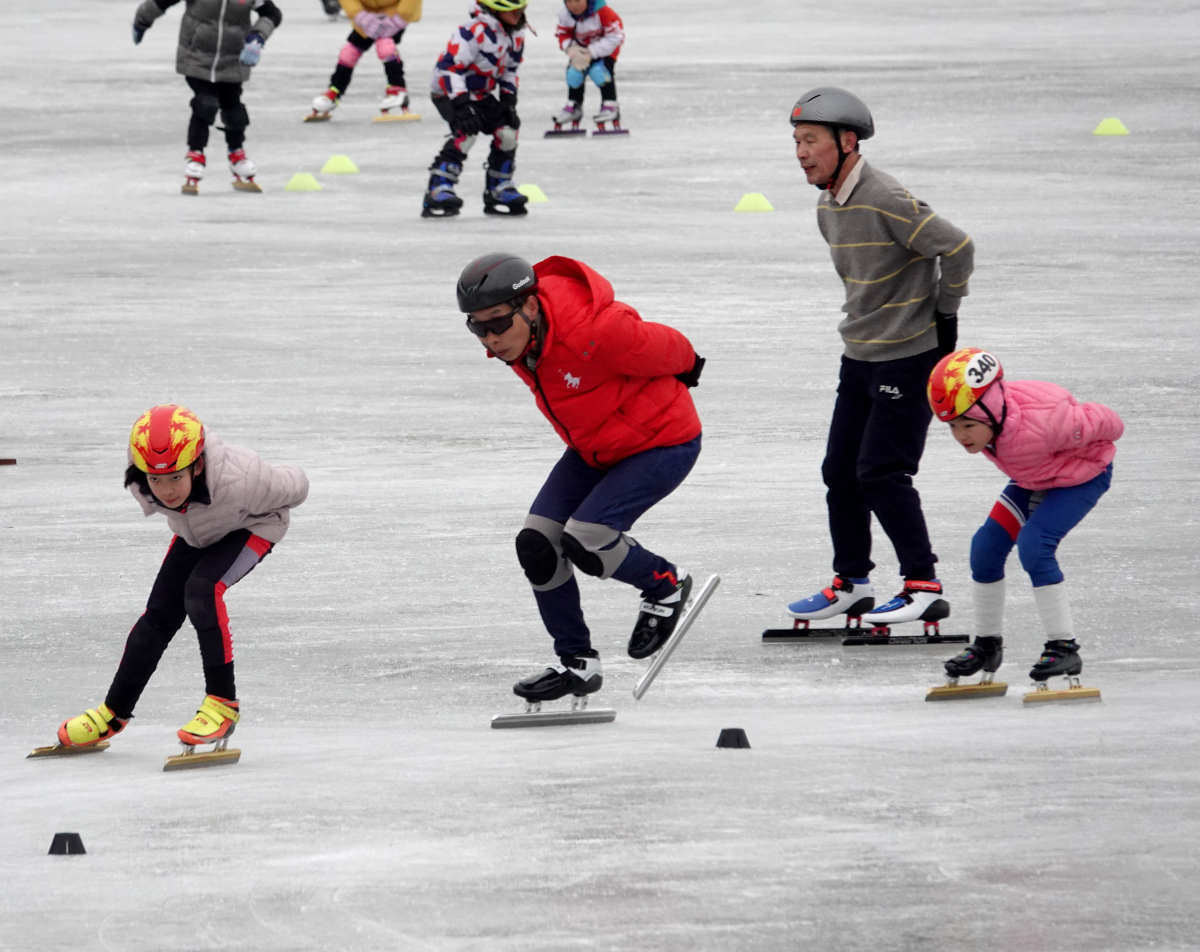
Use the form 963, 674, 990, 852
306, 0, 422, 122
928, 348, 1123, 687
53, 406, 308, 754
423, 0, 529, 218
550, 0, 625, 132
457, 253, 706, 707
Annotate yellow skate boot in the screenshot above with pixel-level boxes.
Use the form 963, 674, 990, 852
57, 703, 128, 748
177, 695, 239, 747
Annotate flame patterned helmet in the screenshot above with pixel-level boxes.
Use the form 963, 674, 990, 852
927, 348, 1004, 421
129, 405, 205, 473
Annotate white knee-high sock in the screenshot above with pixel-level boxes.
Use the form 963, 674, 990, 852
1032, 581, 1073, 639
972, 579, 1006, 637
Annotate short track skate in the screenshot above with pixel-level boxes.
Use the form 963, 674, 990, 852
27, 742, 110, 759
633, 573, 720, 700
762, 615, 873, 643
491, 694, 617, 729
164, 735, 241, 772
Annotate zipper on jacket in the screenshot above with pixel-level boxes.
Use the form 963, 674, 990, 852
529, 364, 582, 455
212, 0, 229, 82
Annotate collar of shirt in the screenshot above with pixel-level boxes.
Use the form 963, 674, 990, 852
830, 156, 865, 206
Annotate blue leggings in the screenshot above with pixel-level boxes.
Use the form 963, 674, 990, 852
528, 436, 701, 655
970, 465, 1112, 588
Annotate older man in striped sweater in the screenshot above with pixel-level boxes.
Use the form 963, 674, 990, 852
785, 87, 975, 633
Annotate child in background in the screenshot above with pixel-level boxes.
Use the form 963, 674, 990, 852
308, 0, 422, 121
424, 0, 529, 218
132, 0, 282, 193
54, 406, 308, 753
552, 0, 625, 130
927, 348, 1123, 687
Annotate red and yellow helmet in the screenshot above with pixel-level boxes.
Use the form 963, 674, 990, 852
129, 405, 205, 473
927, 348, 1003, 421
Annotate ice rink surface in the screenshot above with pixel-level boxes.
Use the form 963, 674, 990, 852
3, 0, 1200, 949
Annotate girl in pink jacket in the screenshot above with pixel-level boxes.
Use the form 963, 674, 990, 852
52, 405, 308, 756
927, 348, 1123, 687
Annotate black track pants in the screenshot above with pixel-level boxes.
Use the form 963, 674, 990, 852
105, 530, 272, 718
821, 350, 941, 581
185, 77, 248, 152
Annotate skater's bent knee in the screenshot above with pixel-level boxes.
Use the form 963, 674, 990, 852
561, 519, 629, 580
338, 42, 365, 67
970, 520, 1012, 582
516, 528, 560, 586
493, 127, 518, 151
565, 66, 585, 88
220, 103, 249, 131
190, 93, 220, 124
1016, 527, 1063, 586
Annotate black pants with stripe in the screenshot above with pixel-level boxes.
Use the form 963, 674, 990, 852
821, 350, 940, 582
105, 530, 272, 719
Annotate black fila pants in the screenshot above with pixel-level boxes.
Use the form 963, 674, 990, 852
821, 350, 941, 582
104, 529, 272, 718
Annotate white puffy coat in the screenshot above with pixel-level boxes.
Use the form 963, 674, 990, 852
130, 432, 308, 548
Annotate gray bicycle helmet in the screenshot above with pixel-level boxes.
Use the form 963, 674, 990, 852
457, 253, 537, 312
789, 87, 875, 191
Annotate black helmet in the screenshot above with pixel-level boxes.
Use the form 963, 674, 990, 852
789, 87, 874, 141
456, 253, 537, 313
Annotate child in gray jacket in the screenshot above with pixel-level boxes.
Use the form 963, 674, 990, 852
132, 0, 283, 193
52, 405, 308, 758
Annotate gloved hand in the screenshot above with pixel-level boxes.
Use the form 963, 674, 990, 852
675, 355, 706, 388
567, 43, 593, 71
239, 32, 264, 66
935, 310, 958, 356
499, 92, 520, 130
450, 96, 482, 137
354, 10, 388, 38
381, 13, 407, 36
132, 20, 148, 44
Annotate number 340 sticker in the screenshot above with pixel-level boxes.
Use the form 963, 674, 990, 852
966, 351, 1000, 389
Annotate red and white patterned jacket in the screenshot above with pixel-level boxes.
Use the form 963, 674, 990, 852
554, 2, 623, 61
430, 2, 524, 100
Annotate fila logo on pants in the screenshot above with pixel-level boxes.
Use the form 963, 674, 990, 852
879, 385, 902, 400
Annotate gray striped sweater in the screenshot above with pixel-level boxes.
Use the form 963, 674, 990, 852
816, 161, 974, 362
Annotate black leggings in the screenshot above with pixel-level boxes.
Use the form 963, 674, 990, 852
329, 28, 407, 94
105, 530, 272, 718
185, 77, 249, 152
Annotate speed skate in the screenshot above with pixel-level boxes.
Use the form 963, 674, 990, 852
163, 736, 241, 771
27, 742, 110, 759
633, 573, 720, 700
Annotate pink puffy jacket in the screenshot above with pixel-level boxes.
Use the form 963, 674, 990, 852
965, 379, 1123, 490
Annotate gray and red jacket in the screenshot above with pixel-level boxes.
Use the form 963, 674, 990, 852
134, 0, 282, 84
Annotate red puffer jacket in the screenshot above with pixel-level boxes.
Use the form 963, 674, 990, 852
499, 256, 701, 469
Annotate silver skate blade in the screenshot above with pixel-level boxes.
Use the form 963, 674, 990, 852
490, 709, 616, 729
1023, 682, 1101, 705
926, 681, 1008, 701
27, 741, 110, 759
633, 574, 721, 701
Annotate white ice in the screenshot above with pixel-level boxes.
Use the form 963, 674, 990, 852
3, 1, 1199, 949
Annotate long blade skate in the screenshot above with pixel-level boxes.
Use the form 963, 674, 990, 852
232, 179, 262, 193
374, 111, 421, 123
1023, 676, 1101, 705
842, 621, 968, 648
592, 121, 630, 137
926, 674, 1008, 701
163, 737, 241, 772
544, 122, 586, 138
27, 742, 110, 759
491, 693, 617, 729
633, 574, 720, 701
763, 615, 871, 643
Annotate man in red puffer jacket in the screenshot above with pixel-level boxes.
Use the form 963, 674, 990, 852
457, 253, 705, 705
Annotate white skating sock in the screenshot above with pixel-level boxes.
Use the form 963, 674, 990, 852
972, 579, 1006, 636
1032, 581, 1073, 639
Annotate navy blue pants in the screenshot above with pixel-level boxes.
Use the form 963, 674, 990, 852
528, 435, 701, 656
971, 464, 1112, 588
822, 351, 940, 581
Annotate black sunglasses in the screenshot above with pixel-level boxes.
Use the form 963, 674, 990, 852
465, 303, 521, 339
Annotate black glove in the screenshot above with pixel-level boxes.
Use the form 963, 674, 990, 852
450, 96, 482, 137
935, 311, 958, 357
675, 354, 705, 388
499, 92, 520, 130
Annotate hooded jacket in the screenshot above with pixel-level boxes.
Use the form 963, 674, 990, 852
129, 432, 308, 548
967, 379, 1123, 490
499, 257, 701, 470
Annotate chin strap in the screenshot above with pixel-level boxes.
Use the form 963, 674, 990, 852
817, 124, 848, 192
975, 380, 1008, 447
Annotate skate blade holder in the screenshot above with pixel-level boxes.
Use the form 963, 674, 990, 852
592, 121, 629, 137
762, 615, 870, 643
926, 674, 1008, 701
491, 694, 617, 729
181, 180, 200, 196
633, 574, 721, 700
544, 121, 586, 138
1023, 676, 1101, 705
27, 742, 111, 759
163, 736, 242, 772
232, 179, 262, 193
374, 110, 421, 123
303, 112, 334, 123
843, 620, 969, 649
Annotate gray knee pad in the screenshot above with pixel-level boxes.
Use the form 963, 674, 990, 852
190, 92, 220, 125
516, 515, 573, 591
220, 103, 250, 133
561, 518, 630, 580
494, 126, 518, 151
